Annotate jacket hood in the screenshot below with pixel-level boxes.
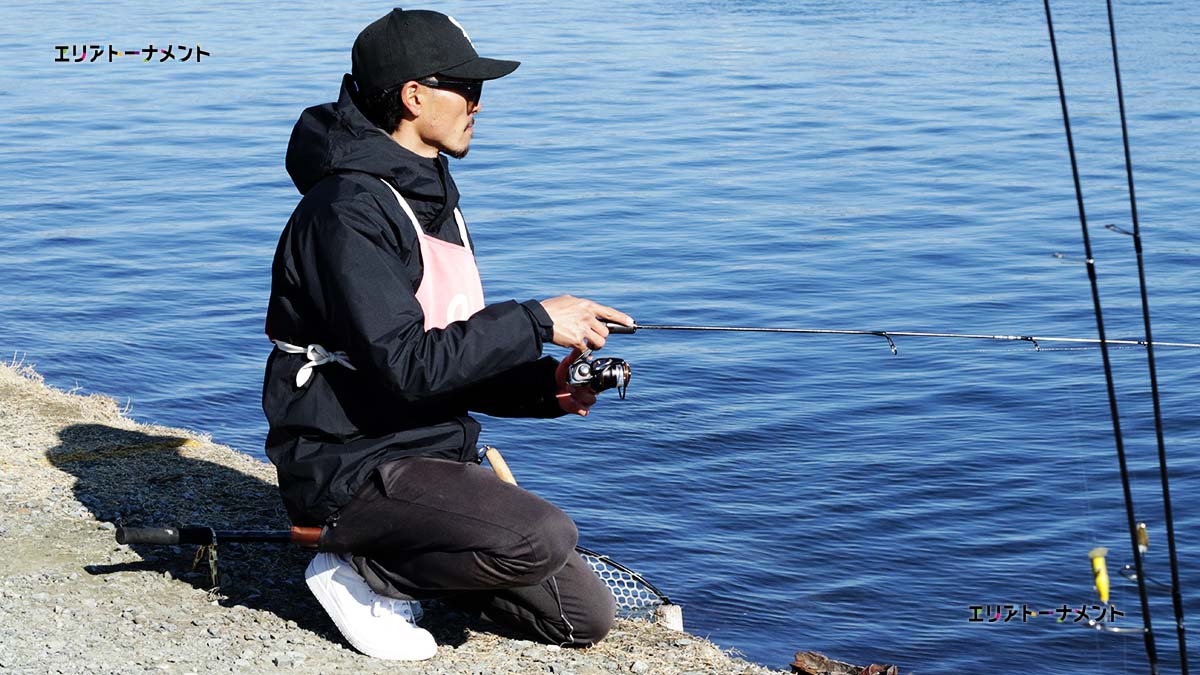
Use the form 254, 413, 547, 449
286, 74, 453, 205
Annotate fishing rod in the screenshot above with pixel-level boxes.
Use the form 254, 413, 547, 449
605, 323, 1200, 355
1104, 0, 1187, 668
113, 446, 679, 627
1043, 0, 1158, 672
600, 4, 1188, 668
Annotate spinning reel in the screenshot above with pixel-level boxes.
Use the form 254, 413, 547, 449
566, 349, 631, 399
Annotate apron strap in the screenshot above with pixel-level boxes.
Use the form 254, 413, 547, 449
453, 207, 471, 252
379, 178, 473, 253
272, 339, 356, 388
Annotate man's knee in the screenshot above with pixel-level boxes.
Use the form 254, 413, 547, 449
563, 591, 615, 646
519, 504, 578, 583
487, 501, 578, 587
550, 551, 617, 647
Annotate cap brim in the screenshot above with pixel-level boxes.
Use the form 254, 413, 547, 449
440, 57, 520, 81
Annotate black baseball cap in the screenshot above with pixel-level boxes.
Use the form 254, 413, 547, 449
352, 8, 520, 95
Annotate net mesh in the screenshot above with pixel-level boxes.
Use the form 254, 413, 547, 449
577, 546, 671, 620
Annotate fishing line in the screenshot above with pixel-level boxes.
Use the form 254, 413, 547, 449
1042, 0, 1157, 671
1057, 366, 1114, 647
1105, 0, 1188, 667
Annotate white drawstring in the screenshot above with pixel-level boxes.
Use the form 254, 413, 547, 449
272, 340, 357, 388
548, 575, 577, 647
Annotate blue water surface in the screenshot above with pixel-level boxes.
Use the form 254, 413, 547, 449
2, 1, 1198, 672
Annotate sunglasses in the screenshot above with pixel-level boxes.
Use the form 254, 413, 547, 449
417, 75, 483, 106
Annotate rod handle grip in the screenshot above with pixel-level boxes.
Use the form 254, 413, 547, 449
605, 323, 637, 334
484, 446, 518, 486
291, 526, 322, 548
115, 526, 213, 546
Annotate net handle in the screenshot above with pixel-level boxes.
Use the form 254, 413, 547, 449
483, 446, 518, 486
485, 447, 671, 603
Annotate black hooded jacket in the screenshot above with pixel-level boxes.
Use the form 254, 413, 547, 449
264, 74, 563, 526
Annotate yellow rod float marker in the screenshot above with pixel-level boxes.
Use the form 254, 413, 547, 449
1089, 547, 1111, 604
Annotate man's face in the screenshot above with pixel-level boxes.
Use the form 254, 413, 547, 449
417, 77, 482, 159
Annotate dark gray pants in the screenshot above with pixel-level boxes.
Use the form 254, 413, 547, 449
320, 457, 615, 646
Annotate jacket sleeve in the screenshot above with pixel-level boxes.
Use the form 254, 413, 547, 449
462, 355, 568, 418
302, 194, 546, 402
461, 299, 568, 418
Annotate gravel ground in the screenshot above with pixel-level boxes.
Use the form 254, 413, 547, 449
0, 361, 789, 675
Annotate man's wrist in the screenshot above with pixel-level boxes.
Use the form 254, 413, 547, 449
520, 299, 555, 343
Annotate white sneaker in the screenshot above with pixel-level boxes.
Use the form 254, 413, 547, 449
305, 552, 437, 661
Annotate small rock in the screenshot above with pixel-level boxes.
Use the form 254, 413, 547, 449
98, 522, 116, 531
630, 661, 650, 674
673, 638, 695, 647
273, 651, 306, 669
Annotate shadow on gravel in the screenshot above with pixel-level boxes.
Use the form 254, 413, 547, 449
47, 422, 474, 648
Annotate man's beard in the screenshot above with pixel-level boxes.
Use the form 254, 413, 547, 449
445, 145, 470, 159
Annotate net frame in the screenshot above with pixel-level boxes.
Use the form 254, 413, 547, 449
576, 545, 674, 619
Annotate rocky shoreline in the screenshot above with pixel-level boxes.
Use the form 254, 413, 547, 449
0, 362, 788, 674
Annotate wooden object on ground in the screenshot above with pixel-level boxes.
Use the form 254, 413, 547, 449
791, 650, 899, 675
654, 603, 684, 632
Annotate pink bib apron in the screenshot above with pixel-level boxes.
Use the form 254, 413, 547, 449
271, 179, 486, 388
379, 179, 485, 330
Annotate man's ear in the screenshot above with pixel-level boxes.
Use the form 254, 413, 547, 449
399, 80, 423, 119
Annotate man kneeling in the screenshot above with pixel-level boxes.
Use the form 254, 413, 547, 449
263, 8, 631, 660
